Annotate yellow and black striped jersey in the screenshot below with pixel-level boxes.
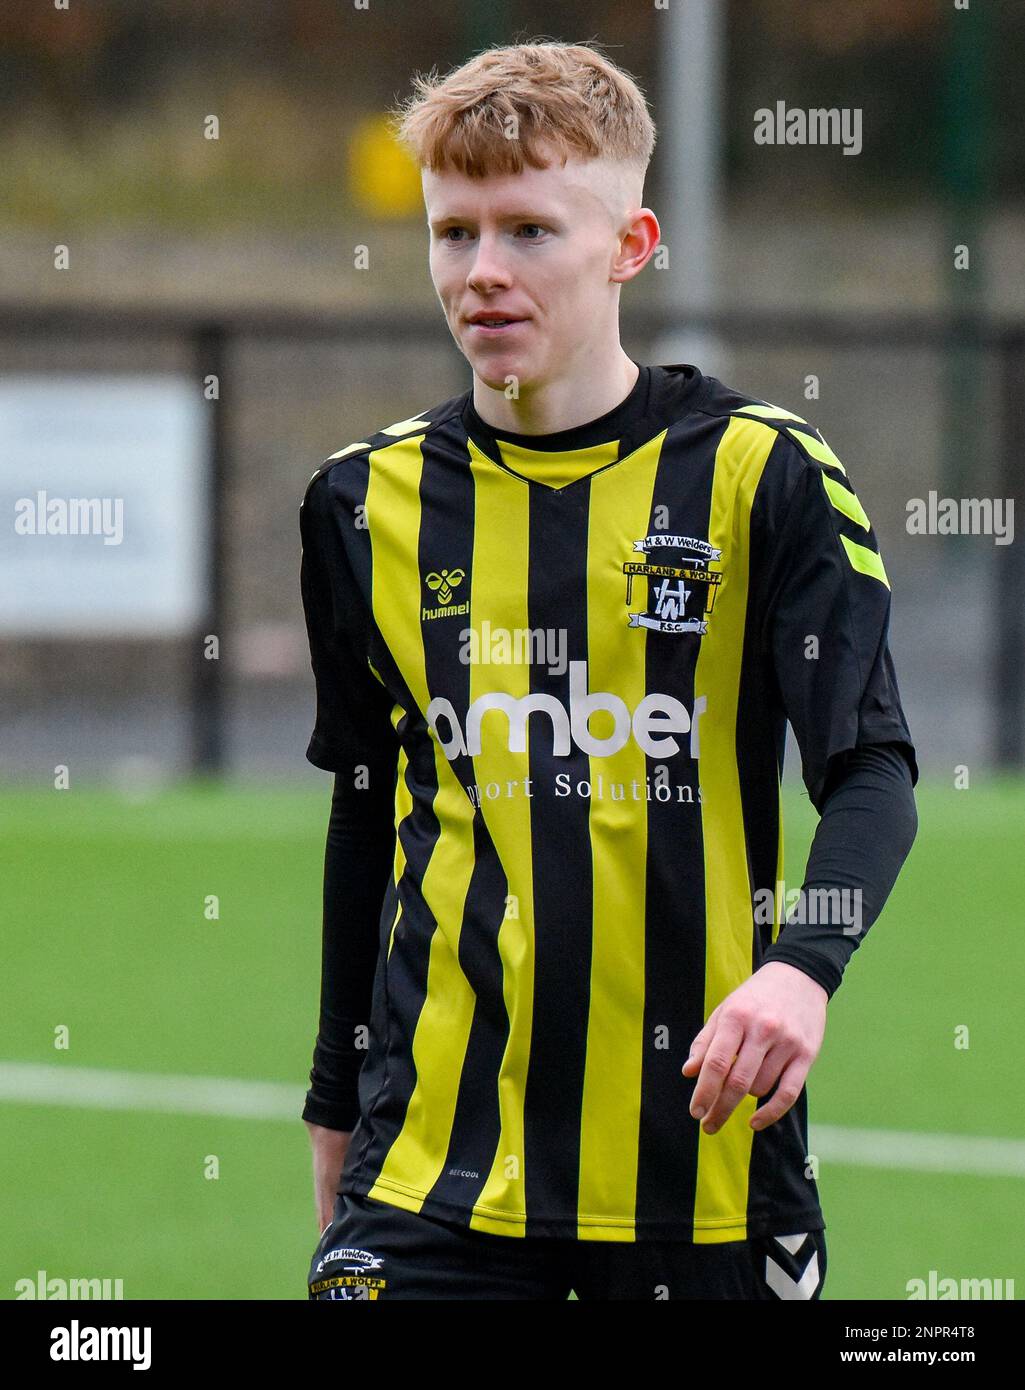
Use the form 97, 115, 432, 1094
298, 361, 917, 1242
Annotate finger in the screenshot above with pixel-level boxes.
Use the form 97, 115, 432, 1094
750, 1055, 810, 1130
748, 1042, 790, 1098
700, 1037, 768, 1133
689, 1014, 745, 1120
681, 1007, 719, 1076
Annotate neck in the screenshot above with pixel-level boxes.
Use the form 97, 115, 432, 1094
471, 348, 640, 436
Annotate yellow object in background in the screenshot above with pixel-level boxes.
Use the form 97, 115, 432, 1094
348, 114, 422, 218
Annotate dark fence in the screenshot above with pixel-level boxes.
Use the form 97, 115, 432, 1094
2, 303, 1022, 777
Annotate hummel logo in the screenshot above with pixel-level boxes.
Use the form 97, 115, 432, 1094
425, 568, 465, 605
422, 567, 469, 622
764, 1233, 821, 1300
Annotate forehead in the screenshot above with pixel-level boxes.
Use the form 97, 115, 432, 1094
423, 155, 618, 223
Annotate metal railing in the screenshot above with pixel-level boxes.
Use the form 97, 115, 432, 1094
4, 302, 1023, 773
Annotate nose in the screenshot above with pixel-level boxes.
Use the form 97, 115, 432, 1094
466, 233, 512, 294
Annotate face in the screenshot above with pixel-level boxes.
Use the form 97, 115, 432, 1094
424, 148, 657, 393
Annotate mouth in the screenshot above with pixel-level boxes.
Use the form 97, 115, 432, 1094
465, 317, 528, 337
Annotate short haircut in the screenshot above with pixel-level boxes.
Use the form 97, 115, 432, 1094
389, 39, 657, 186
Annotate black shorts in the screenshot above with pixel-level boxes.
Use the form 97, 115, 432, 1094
307, 1191, 827, 1301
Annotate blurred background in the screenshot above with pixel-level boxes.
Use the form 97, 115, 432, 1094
2, 0, 1023, 1302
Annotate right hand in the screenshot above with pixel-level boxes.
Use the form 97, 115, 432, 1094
305, 1120, 353, 1235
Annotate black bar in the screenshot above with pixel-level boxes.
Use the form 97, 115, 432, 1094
190, 324, 228, 776
994, 330, 1025, 768
3, 1295, 1019, 1367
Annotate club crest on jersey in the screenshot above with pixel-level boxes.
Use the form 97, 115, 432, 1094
623, 534, 723, 635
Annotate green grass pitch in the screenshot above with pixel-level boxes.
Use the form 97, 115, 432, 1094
2, 776, 1022, 1300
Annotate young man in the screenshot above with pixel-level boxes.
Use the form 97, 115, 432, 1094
299, 41, 918, 1300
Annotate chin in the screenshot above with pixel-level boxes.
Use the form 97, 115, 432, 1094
472, 362, 516, 391
467, 349, 540, 392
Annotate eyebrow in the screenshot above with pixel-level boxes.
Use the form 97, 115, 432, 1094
428, 210, 558, 230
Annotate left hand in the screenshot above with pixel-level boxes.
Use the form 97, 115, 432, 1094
681, 961, 828, 1134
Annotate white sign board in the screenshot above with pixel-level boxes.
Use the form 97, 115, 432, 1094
0, 374, 207, 636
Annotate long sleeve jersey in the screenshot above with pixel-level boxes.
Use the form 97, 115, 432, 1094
298, 360, 918, 1240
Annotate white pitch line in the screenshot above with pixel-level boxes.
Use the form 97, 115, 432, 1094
2, 1063, 1024, 1178
0, 1062, 298, 1121
810, 1124, 1025, 1179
